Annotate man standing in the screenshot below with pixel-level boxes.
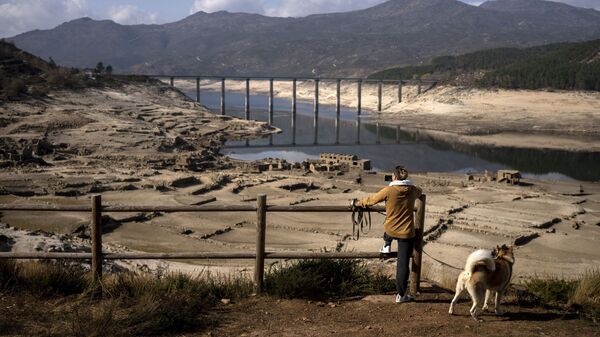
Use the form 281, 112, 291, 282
352, 166, 422, 303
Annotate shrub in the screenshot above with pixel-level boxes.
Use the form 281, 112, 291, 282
264, 259, 394, 299
97, 271, 253, 335
0, 259, 89, 296
570, 270, 600, 322
0, 260, 255, 336
5, 78, 27, 97
0, 259, 18, 289
68, 299, 120, 337
525, 278, 577, 307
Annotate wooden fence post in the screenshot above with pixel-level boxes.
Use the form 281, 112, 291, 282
91, 194, 103, 282
170, 77, 174, 87
254, 194, 267, 294
410, 194, 426, 295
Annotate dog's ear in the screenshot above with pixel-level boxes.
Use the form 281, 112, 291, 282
508, 245, 513, 253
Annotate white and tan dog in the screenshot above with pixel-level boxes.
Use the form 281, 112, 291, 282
448, 245, 515, 321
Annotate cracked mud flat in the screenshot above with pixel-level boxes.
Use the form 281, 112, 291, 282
0, 81, 599, 285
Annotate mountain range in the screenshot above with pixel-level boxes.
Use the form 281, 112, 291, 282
7, 0, 600, 76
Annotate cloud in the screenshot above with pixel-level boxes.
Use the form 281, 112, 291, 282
190, 0, 600, 17
265, 0, 384, 17
557, 0, 600, 9
190, 0, 266, 15
189, 0, 386, 17
460, 0, 600, 9
0, 0, 89, 37
109, 5, 158, 25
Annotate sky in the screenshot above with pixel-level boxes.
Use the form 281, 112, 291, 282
1, 0, 599, 38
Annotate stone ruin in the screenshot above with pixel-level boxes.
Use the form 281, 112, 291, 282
238, 153, 372, 176
314, 153, 372, 173
0, 137, 54, 167
496, 170, 522, 184
239, 158, 296, 173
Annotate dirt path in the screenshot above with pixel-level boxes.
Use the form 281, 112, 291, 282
206, 285, 597, 337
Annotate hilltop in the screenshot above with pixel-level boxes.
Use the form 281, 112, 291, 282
0, 40, 84, 99
369, 39, 600, 91
0, 40, 152, 101
7, 0, 600, 76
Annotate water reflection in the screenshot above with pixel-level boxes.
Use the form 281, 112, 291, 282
184, 89, 599, 181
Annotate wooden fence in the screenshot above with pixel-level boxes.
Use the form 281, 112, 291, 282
0, 194, 426, 295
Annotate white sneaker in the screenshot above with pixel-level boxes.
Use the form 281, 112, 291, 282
396, 294, 414, 303
379, 245, 391, 254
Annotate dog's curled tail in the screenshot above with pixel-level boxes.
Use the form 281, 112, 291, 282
464, 249, 495, 277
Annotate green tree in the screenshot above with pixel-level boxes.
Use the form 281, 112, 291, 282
94, 62, 104, 74
105, 65, 113, 74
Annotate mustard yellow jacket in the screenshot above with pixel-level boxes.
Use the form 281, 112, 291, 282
357, 184, 422, 239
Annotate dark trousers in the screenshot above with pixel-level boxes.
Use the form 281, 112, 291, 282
384, 233, 414, 296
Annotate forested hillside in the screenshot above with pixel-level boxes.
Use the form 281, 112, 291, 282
369, 39, 600, 91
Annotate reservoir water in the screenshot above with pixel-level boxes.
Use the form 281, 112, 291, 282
184, 89, 599, 182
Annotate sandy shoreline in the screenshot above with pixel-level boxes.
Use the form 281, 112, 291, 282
172, 78, 600, 152
1, 80, 599, 288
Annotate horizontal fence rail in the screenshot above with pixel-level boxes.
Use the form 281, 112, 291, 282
0, 194, 425, 295
0, 205, 385, 213
0, 252, 389, 260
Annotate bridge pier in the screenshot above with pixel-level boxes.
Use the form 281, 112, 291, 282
377, 80, 383, 112
335, 79, 341, 145
357, 79, 362, 116
245, 78, 250, 120
314, 79, 319, 145
355, 117, 361, 144
269, 78, 274, 145
220, 78, 226, 115
398, 80, 402, 103
196, 77, 200, 103
291, 79, 297, 145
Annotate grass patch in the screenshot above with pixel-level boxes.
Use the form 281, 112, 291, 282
524, 278, 578, 307
0, 259, 89, 296
0, 259, 253, 335
570, 270, 600, 322
516, 270, 600, 322
264, 259, 395, 300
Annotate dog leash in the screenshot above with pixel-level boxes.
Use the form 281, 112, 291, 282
351, 205, 372, 240
422, 249, 463, 270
